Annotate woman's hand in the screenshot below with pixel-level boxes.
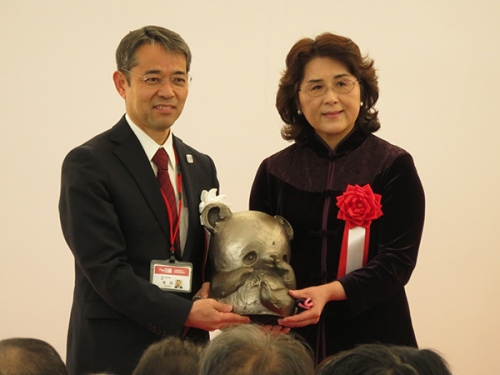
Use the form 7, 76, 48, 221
192, 281, 211, 300
277, 281, 346, 328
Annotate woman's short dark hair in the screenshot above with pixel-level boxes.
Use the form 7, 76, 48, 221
276, 33, 380, 143
390, 346, 452, 375
316, 344, 419, 375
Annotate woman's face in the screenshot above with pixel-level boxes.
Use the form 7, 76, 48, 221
298, 57, 361, 149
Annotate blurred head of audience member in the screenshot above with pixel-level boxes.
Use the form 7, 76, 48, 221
200, 324, 314, 375
0, 338, 68, 375
132, 336, 202, 375
315, 343, 452, 375
390, 346, 452, 375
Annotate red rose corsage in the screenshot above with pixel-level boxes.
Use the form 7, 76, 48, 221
336, 184, 383, 277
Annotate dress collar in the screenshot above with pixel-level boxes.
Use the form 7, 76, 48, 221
305, 126, 368, 160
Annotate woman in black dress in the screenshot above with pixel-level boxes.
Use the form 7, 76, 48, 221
249, 33, 425, 364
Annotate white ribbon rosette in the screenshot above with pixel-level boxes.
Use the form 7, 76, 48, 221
199, 188, 231, 225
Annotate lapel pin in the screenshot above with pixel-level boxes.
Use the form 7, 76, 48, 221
186, 154, 194, 164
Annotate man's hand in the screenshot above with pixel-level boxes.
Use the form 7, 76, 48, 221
185, 298, 250, 331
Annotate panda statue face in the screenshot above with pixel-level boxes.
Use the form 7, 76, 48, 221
201, 203, 297, 321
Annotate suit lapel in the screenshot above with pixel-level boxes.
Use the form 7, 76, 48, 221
174, 136, 200, 261
107, 120, 203, 260
110, 118, 170, 239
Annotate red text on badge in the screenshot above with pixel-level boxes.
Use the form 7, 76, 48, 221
154, 265, 190, 277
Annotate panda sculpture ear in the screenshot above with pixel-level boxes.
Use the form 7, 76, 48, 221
275, 215, 294, 241
201, 202, 232, 233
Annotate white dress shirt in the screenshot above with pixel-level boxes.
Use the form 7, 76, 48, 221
126, 114, 189, 255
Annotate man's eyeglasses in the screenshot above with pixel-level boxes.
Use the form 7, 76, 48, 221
300, 79, 358, 97
122, 69, 192, 89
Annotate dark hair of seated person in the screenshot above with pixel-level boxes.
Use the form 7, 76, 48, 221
0, 337, 68, 375
132, 336, 203, 375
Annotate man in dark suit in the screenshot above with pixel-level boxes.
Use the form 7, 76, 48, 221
59, 26, 249, 375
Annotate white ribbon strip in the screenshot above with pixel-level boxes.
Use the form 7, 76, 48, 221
345, 226, 366, 274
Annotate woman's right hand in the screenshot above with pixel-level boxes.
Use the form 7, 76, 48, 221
277, 281, 346, 328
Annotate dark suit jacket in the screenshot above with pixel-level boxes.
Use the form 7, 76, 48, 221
59, 116, 219, 375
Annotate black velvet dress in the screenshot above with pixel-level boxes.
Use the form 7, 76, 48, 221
249, 126, 425, 363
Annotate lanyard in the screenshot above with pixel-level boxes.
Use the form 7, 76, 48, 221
159, 149, 182, 260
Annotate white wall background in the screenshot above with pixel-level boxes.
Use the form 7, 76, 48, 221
1, 1, 499, 374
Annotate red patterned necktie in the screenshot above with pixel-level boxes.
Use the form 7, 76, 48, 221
152, 148, 180, 253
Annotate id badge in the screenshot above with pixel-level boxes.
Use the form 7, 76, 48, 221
150, 260, 193, 293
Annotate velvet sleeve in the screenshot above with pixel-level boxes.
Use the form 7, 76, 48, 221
338, 153, 425, 317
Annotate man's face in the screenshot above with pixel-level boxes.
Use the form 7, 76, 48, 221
114, 44, 188, 143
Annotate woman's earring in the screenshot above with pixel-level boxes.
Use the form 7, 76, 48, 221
360, 101, 364, 107
297, 108, 302, 115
